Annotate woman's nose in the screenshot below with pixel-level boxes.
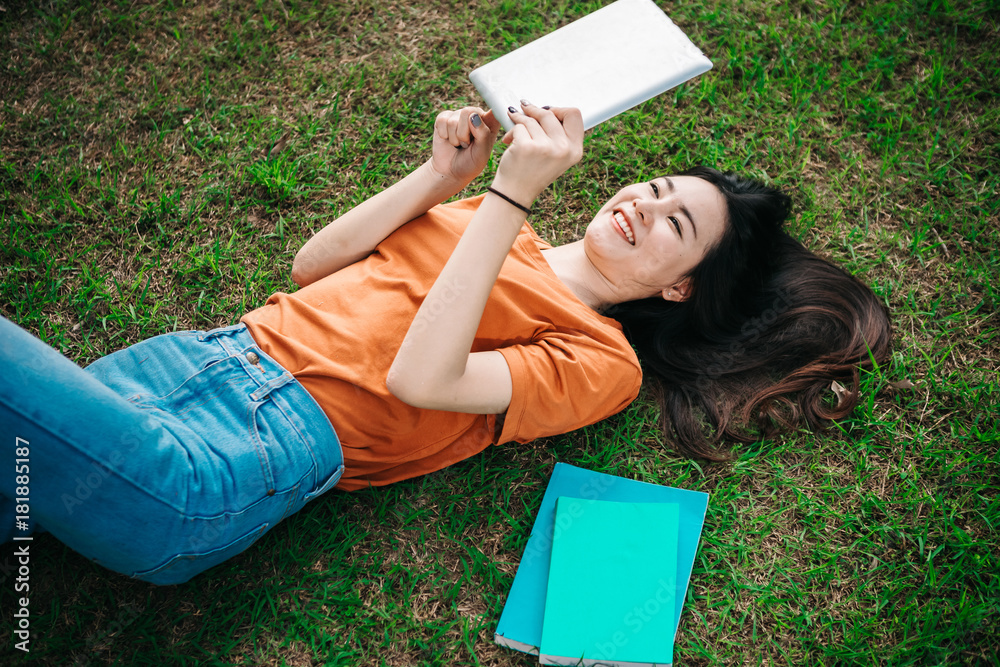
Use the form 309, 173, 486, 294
634, 198, 656, 226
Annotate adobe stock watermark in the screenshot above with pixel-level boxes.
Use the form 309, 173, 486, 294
403, 274, 469, 337
12, 436, 33, 653
58, 416, 158, 516
589, 576, 676, 662
183, 484, 264, 554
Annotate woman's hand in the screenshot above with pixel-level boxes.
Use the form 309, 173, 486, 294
292, 108, 498, 286
429, 107, 501, 190
492, 103, 584, 208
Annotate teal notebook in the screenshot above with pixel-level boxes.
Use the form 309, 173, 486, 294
539, 498, 679, 666
494, 463, 709, 656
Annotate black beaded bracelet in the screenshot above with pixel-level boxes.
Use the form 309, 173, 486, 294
486, 186, 532, 215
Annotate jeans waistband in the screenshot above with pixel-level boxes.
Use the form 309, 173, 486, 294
197, 323, 344, 497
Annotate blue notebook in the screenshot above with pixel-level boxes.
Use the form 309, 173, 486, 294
539, 498, 680, 666
494, 463, 709, 656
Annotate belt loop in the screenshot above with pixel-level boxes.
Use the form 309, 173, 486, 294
198, 323, 245, 343
250, 372, 295, 401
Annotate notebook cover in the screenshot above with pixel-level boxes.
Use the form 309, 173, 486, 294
494, 463, 709, 655
539, 498, 678, 666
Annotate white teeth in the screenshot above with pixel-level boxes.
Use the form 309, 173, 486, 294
614, 211, 635, 245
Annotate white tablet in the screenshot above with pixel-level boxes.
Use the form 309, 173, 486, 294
469, 0, 713, 131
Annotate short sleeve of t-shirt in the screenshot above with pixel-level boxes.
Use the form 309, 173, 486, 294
496, 328, 641, 444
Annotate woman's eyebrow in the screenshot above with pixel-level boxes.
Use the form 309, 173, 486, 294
664, 177, 698, 238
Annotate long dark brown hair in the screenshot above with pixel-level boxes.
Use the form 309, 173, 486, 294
605, 167, 892, 460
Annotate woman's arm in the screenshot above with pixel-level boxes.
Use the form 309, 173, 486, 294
386, 103, 585, 414
292, 108, 501, 287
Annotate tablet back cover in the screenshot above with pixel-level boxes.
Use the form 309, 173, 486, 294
469, 0, 712, 131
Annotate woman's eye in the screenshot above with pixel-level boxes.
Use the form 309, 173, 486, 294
650, 181, 659, 197
670, 216, 682, 236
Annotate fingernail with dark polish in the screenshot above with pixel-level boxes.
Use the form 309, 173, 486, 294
542, 105, 551, 110
520, 99, 532, 107
508, 106, 517, 114
471, 113, 482, 127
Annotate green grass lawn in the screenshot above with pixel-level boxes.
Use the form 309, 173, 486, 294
1, 0, 998, 664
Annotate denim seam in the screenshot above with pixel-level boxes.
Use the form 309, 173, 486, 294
164, 374, 253, 421
131, 522, 271, 582
247, 397, 323, 498
245, 399, 275, 492
282, 485, 299, 520
269, 393, 321, 477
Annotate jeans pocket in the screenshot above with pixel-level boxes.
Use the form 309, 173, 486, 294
131, 521, 270, 585
302, 464, 345, 504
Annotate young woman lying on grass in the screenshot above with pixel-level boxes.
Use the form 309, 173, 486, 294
0, 102, 889, 584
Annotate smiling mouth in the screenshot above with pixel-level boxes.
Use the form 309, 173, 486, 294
613, 211, 635, 245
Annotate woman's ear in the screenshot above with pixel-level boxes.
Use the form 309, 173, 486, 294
661, 278, 692, 302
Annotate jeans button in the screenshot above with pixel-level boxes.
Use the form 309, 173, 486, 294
246, 351, 260, 365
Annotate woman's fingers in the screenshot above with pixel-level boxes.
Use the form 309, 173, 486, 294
491, 103, 585, 204
507, 102, 583, 149
469, 108, 499, 146
506, 104, 547, 141
445, 110, 462, 148
459, 107, 483, 148
520, 102, 564, 137
436, 107, 498, 149
434, 110, 451, 142
506, 103, 583, 161
544, 106, 585, 162
435, 109, 466, 148
429, 106, 500, 188
505, 122, 532, 148
543, 106, 585, 140
479, 109, 500, 133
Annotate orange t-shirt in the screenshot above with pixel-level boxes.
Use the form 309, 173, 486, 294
241, 195, 642, 491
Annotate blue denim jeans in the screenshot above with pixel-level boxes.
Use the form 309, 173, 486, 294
0, 317, 343, 585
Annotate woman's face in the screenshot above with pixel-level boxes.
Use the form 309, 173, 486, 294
583, 176, 728, 302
